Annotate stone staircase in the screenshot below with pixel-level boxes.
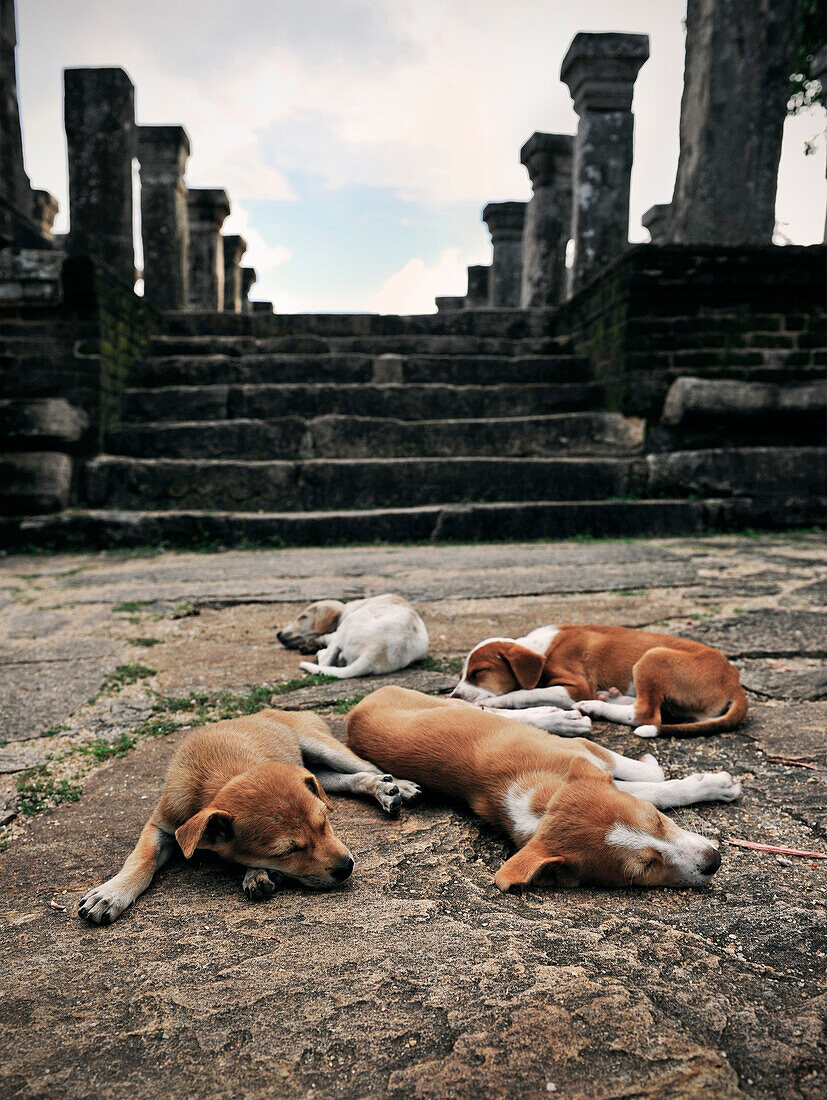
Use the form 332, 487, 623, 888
7, 306, 813, 547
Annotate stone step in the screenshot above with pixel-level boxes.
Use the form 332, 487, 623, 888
6, 494, 824, 550
122, 381, 600, 423
147, 333, 573, 358
106, 412, 645, 460
131, 353, 591, 388
83, 446, 824, 513
85, 455, 637, 511
161, 308, 561, 340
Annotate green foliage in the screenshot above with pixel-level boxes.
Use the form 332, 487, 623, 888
101, 664, 157, 692
789, 0, 827, 114
79, 733, 137, 762
112, 600, 153, 613
326, 695, 366, 715
17, 769, 83, 816
40, 723, 69, 738
131, 637, 161, 647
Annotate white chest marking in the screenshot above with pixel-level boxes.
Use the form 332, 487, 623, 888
504, 783, 542, 844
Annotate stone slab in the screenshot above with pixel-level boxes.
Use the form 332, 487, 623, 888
688, 610, 827, 658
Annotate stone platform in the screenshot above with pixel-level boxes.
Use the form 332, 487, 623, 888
0, 533, 825, 1099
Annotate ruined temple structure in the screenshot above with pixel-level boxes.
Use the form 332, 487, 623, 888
1, 0, 825, 547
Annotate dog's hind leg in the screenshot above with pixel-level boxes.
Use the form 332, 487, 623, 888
298, 728, 421, 811
312, 767, 416, 815
78, 814, 176, 925
299, 651, 376, 679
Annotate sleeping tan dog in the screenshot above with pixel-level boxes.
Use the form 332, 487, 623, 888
451, 624, 747, 738
278, 593, 429, 679
347, 687, 741, 891
78, 708, 419, 924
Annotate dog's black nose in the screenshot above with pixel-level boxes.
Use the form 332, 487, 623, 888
700, 847, 721, 876
331, 856, 354, 882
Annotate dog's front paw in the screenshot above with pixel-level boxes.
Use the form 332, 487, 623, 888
78, 879, 130, 925
242, 868, 282, 901
637, 753, 665, 782
686, 771, 742, 803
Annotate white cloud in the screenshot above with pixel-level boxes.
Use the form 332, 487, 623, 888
365, 246, 489, 315
222, 203, 291, 277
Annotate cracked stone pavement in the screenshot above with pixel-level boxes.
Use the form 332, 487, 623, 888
0, 533, 825, 1099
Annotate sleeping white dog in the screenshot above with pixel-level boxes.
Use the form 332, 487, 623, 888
277, 593, 429, 679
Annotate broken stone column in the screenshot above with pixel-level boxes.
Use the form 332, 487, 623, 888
520, 132, 574, 308
222, 234, 247, 313
642, 203, 671, 244
482, 202, 526, 307
465, 264, 490, 309
561, 32, 649, 295
811, 45, 827, 242
669, 0, 796, 245
0, 0, 37, 245
64, 67, 136, 286
32, 190, 59, 239
186, 188, 230, 310
241, 266, 257, 313
137, 125, 190, 311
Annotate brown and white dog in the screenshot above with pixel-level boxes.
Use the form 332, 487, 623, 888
347, 687, 741, 891
451, 624, 748, 738
278, 593, 429, 679
78, 708, 419, 925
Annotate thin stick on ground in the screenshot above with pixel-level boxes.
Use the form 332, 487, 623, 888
729, 838, 827, 860
766, 756, 820, 771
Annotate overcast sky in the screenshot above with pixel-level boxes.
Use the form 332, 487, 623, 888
16, 0, 827, 313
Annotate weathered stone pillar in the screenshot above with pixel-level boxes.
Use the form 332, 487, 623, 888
222, 234, 247, 312
137, 125, 190, 310
669, 0, 796, 245
32, 190, 59, 239
186, 188, 230, 310
811, 45, 827, 242
241, 266, 257, 313
519, 132, 573, 308
465, 264, 490, 309
482, 202, 526, 307
561, 32, 649, 295
642, 203, 671, 244
64, 67, 136, 285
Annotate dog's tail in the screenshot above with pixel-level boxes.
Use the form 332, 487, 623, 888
638, 686, 749, 739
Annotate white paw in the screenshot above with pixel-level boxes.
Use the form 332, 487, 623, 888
637, 753, 665, 782
299, 661, 321, 674
78, 879, 130, 925
634, 724, 659, 739
686, 771, 742, 802
530, 707, 592, 735
577, 700, 606, 717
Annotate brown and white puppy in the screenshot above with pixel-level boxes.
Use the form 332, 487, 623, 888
347, 687, 741, 891
451, 624, 748, 738
278, 593, 429, 679
78, 708, 419, 925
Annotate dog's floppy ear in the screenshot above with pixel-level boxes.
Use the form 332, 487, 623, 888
500, 643, 545, 690
175, 808, 234, 859
494, 842, 566, 892
304, 773, 334, 810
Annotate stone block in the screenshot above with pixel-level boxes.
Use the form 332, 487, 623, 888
0, 398, 88, 445
520, 132, 573, 308
482, 201, 527, 307
187, 188, 230, 310
662, 377, 827, 426
646, 447, 826, 498
372, 354, 404, 383
0, 451, 72, 514
138, 125, 191, 310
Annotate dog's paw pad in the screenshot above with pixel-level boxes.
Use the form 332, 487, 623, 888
78, 882, 128, 925
243, 869, 280, 901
